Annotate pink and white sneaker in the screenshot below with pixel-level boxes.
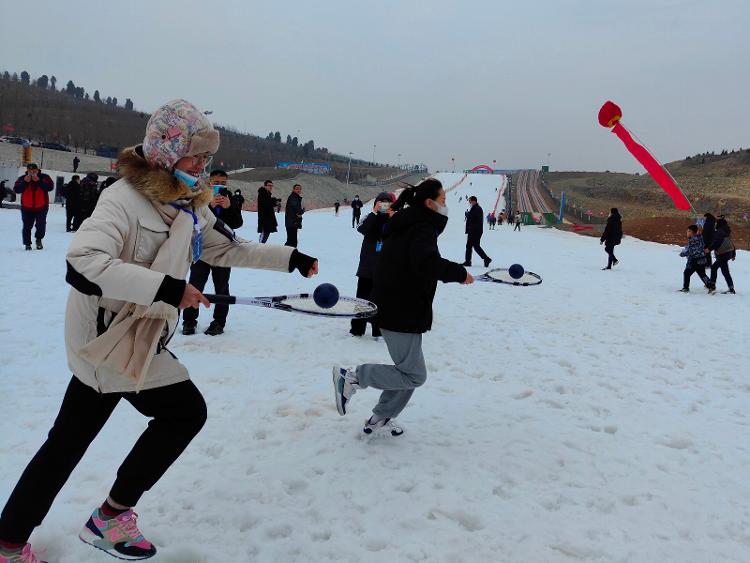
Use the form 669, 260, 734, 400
79, 508, 156, 560
0, 543, 46, 563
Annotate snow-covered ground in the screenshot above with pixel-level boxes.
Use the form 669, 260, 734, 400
1, 175, 749, 562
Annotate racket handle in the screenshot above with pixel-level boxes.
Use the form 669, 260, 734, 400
204, 294, 237, 305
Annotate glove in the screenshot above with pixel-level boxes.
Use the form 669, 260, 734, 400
289, 249, 317, 277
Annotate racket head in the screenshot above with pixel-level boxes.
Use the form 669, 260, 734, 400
275, 294, 378, 318
479, 268, 542, 286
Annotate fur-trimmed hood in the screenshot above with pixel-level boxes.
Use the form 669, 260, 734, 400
116, 145, 213, 208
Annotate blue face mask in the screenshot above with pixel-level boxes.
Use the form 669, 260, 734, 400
173, 169, 200, 190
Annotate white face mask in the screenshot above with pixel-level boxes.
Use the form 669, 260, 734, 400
434, 201, 449, 217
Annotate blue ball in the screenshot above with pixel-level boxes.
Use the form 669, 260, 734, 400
509, 264, 525, 279
313, 283, 340, 309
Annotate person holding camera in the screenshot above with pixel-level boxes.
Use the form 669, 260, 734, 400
182, 169, 245, 336
257, 179, 277, 243
13, 163, 54, 250
349, 192, 395, 338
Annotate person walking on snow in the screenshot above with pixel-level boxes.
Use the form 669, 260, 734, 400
284, 183, 304, 248
0, 99, 319, 563
600, 207, 623, 270
678, 224, 710, 292
13, 163, 54, 250
462, 196, 491, 268
513, 211, 522, 231
333, 179, 472, 437
706, 216, 736, 294
351, 195, 363, 227
72, 155, 80, 172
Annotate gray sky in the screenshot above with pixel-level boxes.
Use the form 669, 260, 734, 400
3, 0, 748, 172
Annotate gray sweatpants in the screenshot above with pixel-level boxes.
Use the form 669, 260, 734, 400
356, 329, 427, 419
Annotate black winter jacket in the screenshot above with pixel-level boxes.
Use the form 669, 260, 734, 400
356, 212, 389, 278
465, 203, 484, 236
702, 216, 716, 248
372, 205, 467, 333
710, 225, 736, 258
257, 187, 278, 233
351, 199, 363, 215
285, 191, 304, 229
211, 187, 243, 229
600, 211, 623, 245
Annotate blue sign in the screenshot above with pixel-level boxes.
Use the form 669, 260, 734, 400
276, 162, 332, 175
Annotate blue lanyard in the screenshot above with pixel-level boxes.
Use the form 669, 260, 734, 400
170, 204, 202, 263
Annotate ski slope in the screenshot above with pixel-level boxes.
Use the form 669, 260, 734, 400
1, 194, 749, 562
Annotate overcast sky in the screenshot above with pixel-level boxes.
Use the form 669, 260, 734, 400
3, 0, 748, 172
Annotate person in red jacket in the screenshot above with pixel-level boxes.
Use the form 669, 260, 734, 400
13, 163, 54, 250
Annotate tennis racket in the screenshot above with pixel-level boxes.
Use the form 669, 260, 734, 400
204, 293, 378, 318
475, 268, 542, 286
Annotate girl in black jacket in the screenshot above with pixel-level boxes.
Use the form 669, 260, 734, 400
707, 217, 736, 294
333, 179, 472, 436
350, 192, 395, 338
600, 208, 623, 269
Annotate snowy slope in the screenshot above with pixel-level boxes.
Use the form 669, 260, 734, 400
1, 196, 749, 563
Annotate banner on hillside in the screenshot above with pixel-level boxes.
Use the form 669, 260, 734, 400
276, 162, 332, 175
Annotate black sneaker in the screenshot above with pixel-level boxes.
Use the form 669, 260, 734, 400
723, 288, 736, 294
36, 240, 43, 250
613, 259, 619, 266
204, 321, 224, 336
484, 257, 492, 268
461, 261, 472, 267
182, 322, 197, 335
678, 288, 689, 293
24, 244, 32, 251
363, 416, 404, 436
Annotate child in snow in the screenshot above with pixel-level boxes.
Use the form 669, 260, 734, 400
333, 179, 472, 436
678, 224, 709, 292
0, 99, 318, 563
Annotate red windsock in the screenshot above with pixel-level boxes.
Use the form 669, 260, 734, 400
598, 101, 692, 211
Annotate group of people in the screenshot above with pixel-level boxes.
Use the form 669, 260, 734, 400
61, 173, 117, 232
680, 212, 737, 294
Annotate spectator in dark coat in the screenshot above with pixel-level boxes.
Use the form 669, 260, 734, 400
707, 217, 736, 294
72, 155, 80, 172
76, 172, 99, 229
13, 163, 54, 250
64, 175, 81, 231
333, 180, 472, 434
600, 208, 623, 270
232, 189, 245, 209
701, 212, 716, 268
257, 180, 277, 243
284, 184, 304, 247
183, 169, 246, 336
334, 200, 340, 216
351, 195, 363, 227
462, 196, 491, 267
350, 191, 394, 338
98, 176, 117, 196
0, 180, 7, 208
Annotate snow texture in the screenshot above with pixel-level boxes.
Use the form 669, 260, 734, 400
1, 173, 749, 562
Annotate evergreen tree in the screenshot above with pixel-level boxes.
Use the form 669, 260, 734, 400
2, 71, 9, 81
50, 75, 56, 90
292, 136, 298, 147
84, 92, 90, 101
106, 96, 112, 105
11, 72, 18, 81
66, 80, 76, 94
124, 98, 133, 111
20, 71, 30, 84
93, 90, 101, 103
36, 75, 49, 89
274, 131, 281, 143
112, 97, 118, 106
286, 134, 292, 144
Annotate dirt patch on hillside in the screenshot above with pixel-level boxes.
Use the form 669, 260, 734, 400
624, 217, 750, 250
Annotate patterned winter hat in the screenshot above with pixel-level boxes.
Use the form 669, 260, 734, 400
142, 99, 220, 170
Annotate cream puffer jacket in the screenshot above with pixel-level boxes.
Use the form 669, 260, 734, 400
65, 148, 295, 393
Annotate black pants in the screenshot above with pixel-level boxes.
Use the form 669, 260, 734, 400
259, 231, 271, 244
0, 376, 206, 543
285, 226, 298, 248
605, 243, 618, 268
683, 264, 709, 289
710, 254, 734, 289
465, 233, 489, 263
21, 208, 48, 245
183, 260, 231, 326
350, 277, 381, 337
352, 213, 361, 228
66, 203, 79, 231
514, 221, 521, 231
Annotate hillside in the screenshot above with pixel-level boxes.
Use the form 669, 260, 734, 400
0, 72, 414, 182
544, 150, 750, 220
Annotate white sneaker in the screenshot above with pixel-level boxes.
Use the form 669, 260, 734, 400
332, 365, 358, 415
363, 416, 404, 436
